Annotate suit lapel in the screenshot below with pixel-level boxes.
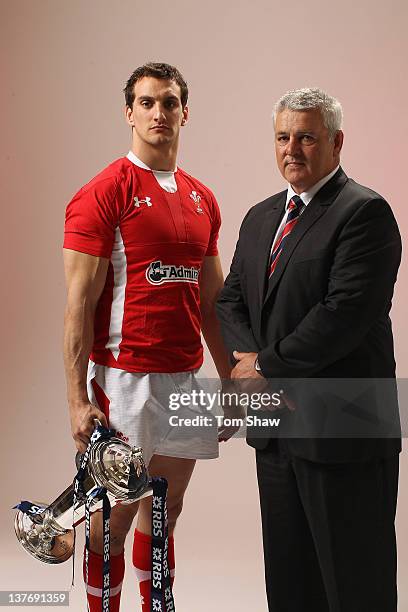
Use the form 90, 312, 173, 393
256, 194, 286, 304
263, 167, 349, 305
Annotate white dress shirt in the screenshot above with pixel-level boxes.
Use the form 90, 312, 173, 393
270, 165, 340, 257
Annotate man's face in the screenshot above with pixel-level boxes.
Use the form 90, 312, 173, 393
274, 108, 343, 193
125, 77, 188, 148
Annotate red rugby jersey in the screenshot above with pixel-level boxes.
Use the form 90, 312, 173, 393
64, 152, 221, 373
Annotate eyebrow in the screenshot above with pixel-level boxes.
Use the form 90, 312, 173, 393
275, 130, 316, 136
137, 94, 180, 101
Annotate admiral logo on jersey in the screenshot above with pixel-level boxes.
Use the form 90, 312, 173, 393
146, 261, 199, 285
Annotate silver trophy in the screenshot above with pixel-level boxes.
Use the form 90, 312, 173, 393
14, 428, 152, 564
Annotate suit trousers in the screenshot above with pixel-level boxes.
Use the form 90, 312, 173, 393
256, 440, 399, 612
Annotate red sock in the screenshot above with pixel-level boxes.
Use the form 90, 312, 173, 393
132, 529, 175, 611
83, 548, 125, 612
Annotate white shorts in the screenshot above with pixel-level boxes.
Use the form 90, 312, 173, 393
87, 361, 219, 466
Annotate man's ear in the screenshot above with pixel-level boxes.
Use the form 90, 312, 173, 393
181, 105, 189, 126
334, 130, 344, 157
125, 105, 134, 127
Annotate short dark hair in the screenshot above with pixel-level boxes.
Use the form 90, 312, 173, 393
124, 62, 188, 109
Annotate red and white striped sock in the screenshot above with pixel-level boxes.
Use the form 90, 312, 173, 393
83, 548, 125, 612
132, 528, 175, 611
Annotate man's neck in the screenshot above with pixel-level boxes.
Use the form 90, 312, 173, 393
290, 164, 340, 198
130, 142, 178, 172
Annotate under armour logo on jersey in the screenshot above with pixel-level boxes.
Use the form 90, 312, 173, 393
189, 190, 204, 213
134, 196, 152, 207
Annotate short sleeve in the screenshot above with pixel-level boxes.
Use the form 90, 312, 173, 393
205, 192, 221, 256
63, 176, 121, 258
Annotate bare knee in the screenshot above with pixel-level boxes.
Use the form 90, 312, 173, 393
136, 454, 195, 535
136, 496, 184, 535
167, 499, 184, 533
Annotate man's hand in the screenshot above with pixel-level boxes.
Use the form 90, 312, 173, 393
231, 351, 269, 395
218, 419, 241, 442
217, 380, 246, 442
231, 350, 295, 411
69, 401, 108, 453
231, 351, 263, 379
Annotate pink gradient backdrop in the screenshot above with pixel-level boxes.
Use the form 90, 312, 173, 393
2, 1, 408, 609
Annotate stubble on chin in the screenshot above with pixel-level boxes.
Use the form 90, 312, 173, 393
284, 168, 299, 183
146, 132, 172, 146
285, 165, 307, 180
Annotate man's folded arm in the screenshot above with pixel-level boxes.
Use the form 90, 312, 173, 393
258, 198, 402, 378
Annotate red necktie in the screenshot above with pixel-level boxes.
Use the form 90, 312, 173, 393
269, 195, 304, 277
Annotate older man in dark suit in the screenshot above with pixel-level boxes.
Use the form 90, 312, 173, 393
216, 88, 401, 612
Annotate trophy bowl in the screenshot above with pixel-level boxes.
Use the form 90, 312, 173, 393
14, 437, 152, 564
14, 506, 75, 564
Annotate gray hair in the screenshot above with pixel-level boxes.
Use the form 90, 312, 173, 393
273, 88, 343, 140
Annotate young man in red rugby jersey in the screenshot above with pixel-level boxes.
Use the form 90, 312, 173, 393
63, 62, 231, 611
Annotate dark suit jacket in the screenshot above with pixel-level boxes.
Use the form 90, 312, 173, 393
216, 168, 402, 462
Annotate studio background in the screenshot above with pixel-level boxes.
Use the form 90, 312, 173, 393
2, 0, 407, 609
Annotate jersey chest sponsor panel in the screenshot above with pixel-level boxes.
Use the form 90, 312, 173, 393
64, 158, 220, 373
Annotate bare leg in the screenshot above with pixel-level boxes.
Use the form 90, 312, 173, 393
89, 454, 196, 551
137, 454, 196, 535
85, 501, 141, 611
90, 501, 140, 555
